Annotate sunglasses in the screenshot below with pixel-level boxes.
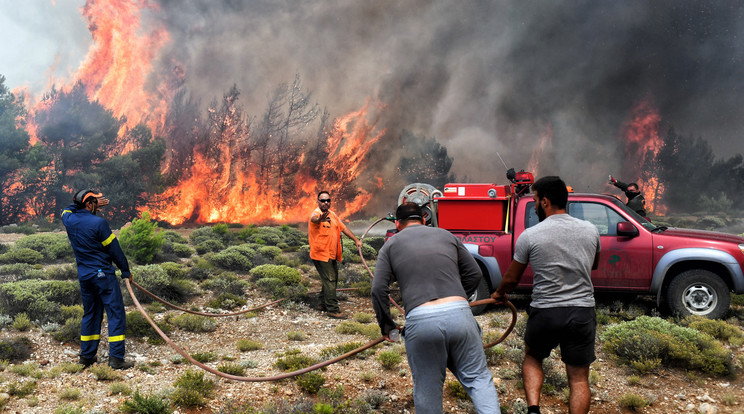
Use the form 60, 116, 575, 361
318, 199, 331, 203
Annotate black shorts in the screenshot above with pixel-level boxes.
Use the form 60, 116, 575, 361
524, 306, 596, 367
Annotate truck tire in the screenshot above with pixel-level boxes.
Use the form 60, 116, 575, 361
666, 270, 730, 319
469, 278, 490, 315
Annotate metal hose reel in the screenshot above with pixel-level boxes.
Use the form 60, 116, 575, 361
397, 183, 442, 225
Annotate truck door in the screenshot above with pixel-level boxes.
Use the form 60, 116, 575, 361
567, 201, 654, 290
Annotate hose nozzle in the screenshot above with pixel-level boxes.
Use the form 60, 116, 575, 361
384, 213, 397, 222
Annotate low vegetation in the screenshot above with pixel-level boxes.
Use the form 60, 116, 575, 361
0, 223, 742, 412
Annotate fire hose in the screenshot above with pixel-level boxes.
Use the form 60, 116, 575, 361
124, 218, 517, 381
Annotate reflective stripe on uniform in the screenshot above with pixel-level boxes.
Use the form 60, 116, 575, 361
81, 334, 101, 341
109, 335, 125, 342
62, 209, 72, 217
101, 233, 116, 247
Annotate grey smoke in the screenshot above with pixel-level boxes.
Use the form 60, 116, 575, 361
5, 0, 744, 198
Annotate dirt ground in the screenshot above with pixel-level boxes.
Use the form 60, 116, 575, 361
0, 227, 742, 413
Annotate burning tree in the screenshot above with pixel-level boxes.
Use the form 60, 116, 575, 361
0, 76, 31, 224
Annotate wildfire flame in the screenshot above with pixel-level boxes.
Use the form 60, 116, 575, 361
147, 103, 385, 225
77, 0, 169, 137
621, 98, 667, 215
18, 0, 385, 225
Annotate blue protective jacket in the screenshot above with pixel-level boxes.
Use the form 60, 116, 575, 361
61, 205, 131, 280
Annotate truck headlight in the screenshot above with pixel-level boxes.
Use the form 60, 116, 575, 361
739, 244, 744, 255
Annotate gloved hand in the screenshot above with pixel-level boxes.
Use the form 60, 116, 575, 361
609, 175, 617, 184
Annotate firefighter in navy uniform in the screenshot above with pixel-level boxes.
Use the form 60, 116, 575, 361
61, 189, 134, 370
609, 175, 647, 217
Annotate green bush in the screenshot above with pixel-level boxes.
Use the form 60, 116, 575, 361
172, 369, 214, 408
250, 264, 301, 284
0, 279, 80, 323
169, 313, 217, 333
364, 237, 385, 252
171, 243, 194, 258
446, 380, 469, 400
61, 305, 84, 319
206, 292, 246, 310
121, 390, 172, 414
217, 361, 246, 376
250, 264, 306, 300
51, 317, 81, 344
119, 211, 164, 264
186, 258, 214, 281
190, 225, 230, 246
377, 350, 403, 370
89, 364, 123, 381
0, 336, 33, 362
12, 312, 31, 331
244, 226, 284, 246
255, 277, 307, 300
298, 245, 311, 263
126, 310, 171, 342
130, 265, 196, 304
190, 351, 217, 363
159, 262, 188, 279
14, 233, 73, 262
601, 316, 733, 376
0, 263, 32, 278
684, 316, 744, 343
162, 230, 188, 244
44, 264, 77, 280
6, 380, 36, 397
194, 239, 225, 255
258, 246, 283, 260
319, 342, 369, 360
297, 372, 325, 394
335, 321, 381, 340
618, 393, 650, 410
275, 349, 316, 371
201, 272, 250, 296
0, 223, 35, 234
0, 247, 44, 264
209, 247, 253, 271
342, 239, 377, 261
237, 339, 262, 352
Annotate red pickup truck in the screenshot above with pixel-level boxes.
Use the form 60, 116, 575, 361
396, 173, 744, 319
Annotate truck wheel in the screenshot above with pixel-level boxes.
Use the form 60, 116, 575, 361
666, 270, 730, 319
469, 278, 490, 315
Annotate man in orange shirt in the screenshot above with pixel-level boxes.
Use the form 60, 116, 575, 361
309, 191, 363, 319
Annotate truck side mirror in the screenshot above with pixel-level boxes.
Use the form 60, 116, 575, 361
617, 221, 639, 238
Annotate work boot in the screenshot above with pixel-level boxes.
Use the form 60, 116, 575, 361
79, 356, 97, 368
108, 356, 135, 370
326, 311, 347, 319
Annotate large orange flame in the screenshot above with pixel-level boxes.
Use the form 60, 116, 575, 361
147, 103, 385, 225
77, 0, 169, 138
17, 1, 388, 225
22, 0, 168, 145
622, 99, 667, 215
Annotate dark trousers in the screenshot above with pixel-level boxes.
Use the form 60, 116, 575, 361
79, 271, 126, 360
313, 259, 340, 313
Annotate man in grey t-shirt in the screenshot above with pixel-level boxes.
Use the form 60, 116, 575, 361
492, 176, 600, 414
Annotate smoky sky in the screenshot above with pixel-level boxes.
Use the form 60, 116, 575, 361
146, 0, 744, 190
4, 0, 744, 192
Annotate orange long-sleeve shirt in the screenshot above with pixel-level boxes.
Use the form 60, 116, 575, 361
308, 207, 346, 262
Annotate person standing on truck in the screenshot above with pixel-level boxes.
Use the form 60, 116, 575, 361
491, 176, 600, 414
61, 189, 134, 370
308, 190, 363, 319
609, 175, 647, 216
372, 202, 501, 414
